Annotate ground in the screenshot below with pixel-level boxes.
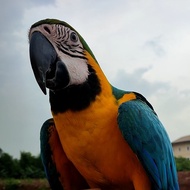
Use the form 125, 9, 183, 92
0, 172, 189, 189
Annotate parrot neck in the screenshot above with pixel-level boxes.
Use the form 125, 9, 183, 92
49, 64, 101, 114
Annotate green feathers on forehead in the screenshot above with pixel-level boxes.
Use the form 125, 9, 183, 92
31, 18, 75, 31
31, 18, 97, 62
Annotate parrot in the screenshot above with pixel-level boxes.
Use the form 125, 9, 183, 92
28, 18, 179, 190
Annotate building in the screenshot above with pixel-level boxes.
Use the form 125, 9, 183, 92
172, 135, 190, 159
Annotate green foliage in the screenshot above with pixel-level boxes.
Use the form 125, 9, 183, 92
19, 152, 45, 178
2, 179, 20, 190
175, 157, 190, 171
0, 153, 19, 178
0, 179, 50, 190
0, 149, 45, 179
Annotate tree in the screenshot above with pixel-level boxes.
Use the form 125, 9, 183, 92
0, 152, 18, 178
0, 148, 3, 157
19, 151, 45, 178
0, 149, 45, 179
175, 157, 190, 171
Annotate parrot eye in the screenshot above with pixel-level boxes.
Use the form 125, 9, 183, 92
44, 26, 51, 34
70, 32, 78, 42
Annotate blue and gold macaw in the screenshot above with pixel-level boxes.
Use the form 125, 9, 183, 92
29, 19, 179, 190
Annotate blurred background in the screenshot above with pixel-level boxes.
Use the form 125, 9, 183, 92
0, 0, 190, 162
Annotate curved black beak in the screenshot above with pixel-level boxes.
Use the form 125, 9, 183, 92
29, 32, 57, 94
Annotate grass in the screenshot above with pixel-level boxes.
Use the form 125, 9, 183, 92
0, 178, 50, 190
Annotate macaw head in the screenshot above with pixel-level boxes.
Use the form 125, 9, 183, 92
29, 18, 102, 95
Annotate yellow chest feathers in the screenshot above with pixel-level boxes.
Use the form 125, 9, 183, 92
52, 91, 136, 159
53, 94, 118, 148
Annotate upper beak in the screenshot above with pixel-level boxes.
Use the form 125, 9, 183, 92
29, 32, 57, 94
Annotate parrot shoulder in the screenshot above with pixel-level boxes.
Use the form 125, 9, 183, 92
116, 91, 179, 190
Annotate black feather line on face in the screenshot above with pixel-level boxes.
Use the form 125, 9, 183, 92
50, 64, 101, 114
57, 45, 87, 60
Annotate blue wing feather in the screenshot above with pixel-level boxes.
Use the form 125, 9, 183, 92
118, 99, 179, 190
40, 119, 64, 190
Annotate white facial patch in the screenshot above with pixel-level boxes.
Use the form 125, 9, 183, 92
58, 51, 89, 85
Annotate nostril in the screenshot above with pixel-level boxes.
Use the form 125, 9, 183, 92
44, 26, 51, 34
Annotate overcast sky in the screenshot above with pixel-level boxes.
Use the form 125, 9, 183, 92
1, 0, 190, 158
